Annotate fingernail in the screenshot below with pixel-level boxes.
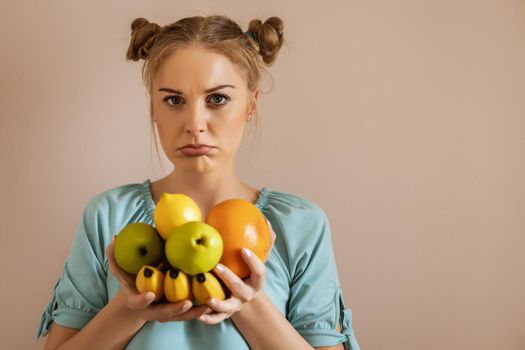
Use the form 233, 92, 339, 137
145, 292, 155, 301
216, 264, 224, 273
266, 218, 272, 227
209, 298, 217, 306
199, 315, 206, 322
242, 248, 252, 257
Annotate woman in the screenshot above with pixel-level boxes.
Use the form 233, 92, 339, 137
37, 14, 360, 350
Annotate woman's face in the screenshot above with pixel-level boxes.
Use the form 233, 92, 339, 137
151, 46, 258, 173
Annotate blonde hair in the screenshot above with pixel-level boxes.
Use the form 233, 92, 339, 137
125, 14, 285, 169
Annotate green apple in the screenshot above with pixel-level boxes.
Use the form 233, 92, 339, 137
114, 223, 164, 274
165, 221, 223, 276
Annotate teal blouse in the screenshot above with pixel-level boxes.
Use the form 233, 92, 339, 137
37, 179, 360, 350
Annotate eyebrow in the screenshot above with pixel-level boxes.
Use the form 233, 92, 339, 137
158, 84, 236, 94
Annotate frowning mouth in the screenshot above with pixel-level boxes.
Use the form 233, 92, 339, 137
179, 146, 214, 157
179, 143, 215, 149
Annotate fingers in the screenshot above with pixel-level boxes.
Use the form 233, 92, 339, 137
144, 300, 193, 321
199, 312, 229, 325
266, 218, 273, 233
265, 218, 276, 262
155, 304, 211, 323
199, 297, 242, 325
125, 293, 213, 323
269, 222, 276, 245
126, 291, 157, 310
213, 263, 254, 303
207, 297, 242, 314
240, 248, 265, 291
266, 218, 274, 240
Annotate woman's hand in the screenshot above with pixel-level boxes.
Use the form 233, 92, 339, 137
106, 238, 212, 323
198, 218, 277, 325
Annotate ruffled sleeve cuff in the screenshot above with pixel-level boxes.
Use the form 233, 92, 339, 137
340, 306, 361, 350
296, 328, 348, 348
295, 288, 361, 349
295, 304, 360, 349
36, 296, 55, 338
36, 281, 97, 339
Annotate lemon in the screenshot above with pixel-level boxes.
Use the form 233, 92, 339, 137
154, 193, 202, 240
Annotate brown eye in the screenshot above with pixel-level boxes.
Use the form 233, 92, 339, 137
208, 94, 230, 106
164, 95, 184, 106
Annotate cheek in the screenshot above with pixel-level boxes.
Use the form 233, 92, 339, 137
156, 123, 167, 144
220, 116, 247, 148
156, 122, 176, 150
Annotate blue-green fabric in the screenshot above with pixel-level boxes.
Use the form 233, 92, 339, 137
37, 179, 360, 350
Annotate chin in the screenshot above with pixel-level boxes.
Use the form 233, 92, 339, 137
174, 157, 217, 173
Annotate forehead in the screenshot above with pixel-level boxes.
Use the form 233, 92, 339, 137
154, 46, 245, 90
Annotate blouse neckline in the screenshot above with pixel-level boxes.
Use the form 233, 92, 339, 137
140, 178, 271, 217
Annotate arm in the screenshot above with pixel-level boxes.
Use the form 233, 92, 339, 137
201, 234, 344, 349
231, 291, 344, 350
44, 290, 145, 350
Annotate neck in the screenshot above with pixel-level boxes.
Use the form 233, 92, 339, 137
160, 161, 253, 216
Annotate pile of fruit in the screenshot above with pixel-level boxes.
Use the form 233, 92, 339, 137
113, 192, 271, 305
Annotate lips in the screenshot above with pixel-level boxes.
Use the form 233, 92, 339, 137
180, 146, 214, 157
181, 144, 213, 149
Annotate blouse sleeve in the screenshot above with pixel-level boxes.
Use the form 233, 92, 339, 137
36, 197, 109, 338
286, 206, 360, 350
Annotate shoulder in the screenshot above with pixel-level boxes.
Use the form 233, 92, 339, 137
86, 180, 149, 210
261, 188, 333, 272
79, 179, 154, 241
83, 179, 153, 217
262, 188, 330, 236
261, 188, 327, 219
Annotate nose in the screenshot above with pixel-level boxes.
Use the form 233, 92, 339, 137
184, 101, 207, 135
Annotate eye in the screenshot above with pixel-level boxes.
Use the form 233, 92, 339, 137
163, 95, 184, 106
162, 94, 230, 108
207, 94, 230, 106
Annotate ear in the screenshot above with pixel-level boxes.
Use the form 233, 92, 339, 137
247, 88, 260, 121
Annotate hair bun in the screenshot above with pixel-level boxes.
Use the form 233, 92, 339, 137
131, 17, 150, 32
247, 16, 284, 66
126, 17, 162, 61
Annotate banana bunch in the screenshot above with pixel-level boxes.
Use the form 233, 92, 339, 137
135, 265, 226, 304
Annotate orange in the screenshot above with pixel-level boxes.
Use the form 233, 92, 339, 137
205, 199, 271, 278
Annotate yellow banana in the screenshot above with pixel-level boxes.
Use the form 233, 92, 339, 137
192, 272, 226, 305
136, 265, 164, 302
164, 269, 192, 302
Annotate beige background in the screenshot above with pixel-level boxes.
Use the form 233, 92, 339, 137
1, 0, 524, 349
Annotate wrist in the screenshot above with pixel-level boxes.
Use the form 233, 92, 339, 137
112, 289, 147, 323
233, 290, 266, 321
